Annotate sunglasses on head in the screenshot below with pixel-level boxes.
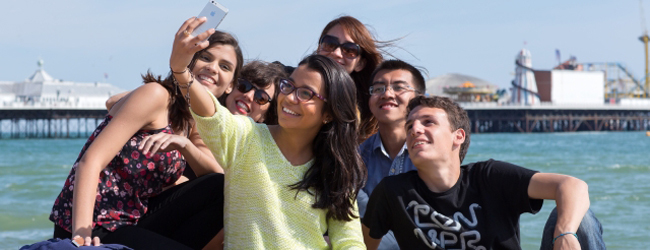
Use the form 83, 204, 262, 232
318, 35, 361, 59
236, 78, 272, 105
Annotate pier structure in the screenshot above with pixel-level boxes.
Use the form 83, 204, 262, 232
0, 108, 107, 139
464, 103, 650, 133
0, 60, 122, 138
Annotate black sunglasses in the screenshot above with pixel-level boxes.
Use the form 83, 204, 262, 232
236, 78, 272, 105
318, 35, 361, 59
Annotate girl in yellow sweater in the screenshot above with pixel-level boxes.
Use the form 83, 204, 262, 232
171, 17, 367, 249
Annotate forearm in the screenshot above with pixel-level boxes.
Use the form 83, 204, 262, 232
171, 70, 216, 117
179, 141, 223, 175
71, 162, 101, 236
553, 177, 590, 235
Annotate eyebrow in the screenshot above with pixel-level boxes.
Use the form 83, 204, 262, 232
220, 58, 235, 68
405, 114, 435, 128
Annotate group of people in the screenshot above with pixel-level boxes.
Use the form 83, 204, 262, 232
46, 14, 606, 250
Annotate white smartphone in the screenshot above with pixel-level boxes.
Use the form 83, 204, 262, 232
191, 0, 229, 37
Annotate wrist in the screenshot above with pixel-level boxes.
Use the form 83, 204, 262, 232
552, 232, 578, 245
171, 66, 188, 75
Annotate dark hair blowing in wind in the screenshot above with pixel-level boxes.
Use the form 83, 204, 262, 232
289, 55, 367, 221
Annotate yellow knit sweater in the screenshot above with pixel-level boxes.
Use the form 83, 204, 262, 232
192, 90, 365, 249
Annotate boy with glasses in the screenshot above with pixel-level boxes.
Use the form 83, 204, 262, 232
362, 96, 605, 249
357, 60, 426, 249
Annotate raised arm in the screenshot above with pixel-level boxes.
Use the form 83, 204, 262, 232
169, 17, 217, 117
528, 173, 589, 249
72, 83, 169, 246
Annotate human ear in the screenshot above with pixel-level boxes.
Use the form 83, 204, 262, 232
453, 128, 466, 146
224, 82, 234, 95
322, 113, 333, 124
353, 58, 366, 73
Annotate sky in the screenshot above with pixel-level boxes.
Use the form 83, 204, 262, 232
1, 0, 648, 91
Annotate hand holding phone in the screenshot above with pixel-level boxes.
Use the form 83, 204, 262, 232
191, 0, 228, 37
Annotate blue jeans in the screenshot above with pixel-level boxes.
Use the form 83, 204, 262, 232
540, 208, 606, 250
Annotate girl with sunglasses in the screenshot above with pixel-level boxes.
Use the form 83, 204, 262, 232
221, 60, 286, 125
316, 16, 390, 142
173, 17, 366, 249
50, 18, 243, 249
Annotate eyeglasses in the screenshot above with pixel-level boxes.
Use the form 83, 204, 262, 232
236, 78, 272, 105
279, 79, 327, 102
318, 35, 362, 59
369, 84, 418, 96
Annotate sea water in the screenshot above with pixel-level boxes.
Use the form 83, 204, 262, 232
0, 132, 648, 249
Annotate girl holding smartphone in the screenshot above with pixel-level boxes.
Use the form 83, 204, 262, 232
173, 17, 367, 249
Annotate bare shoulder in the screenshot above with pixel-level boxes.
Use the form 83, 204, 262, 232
138, 82, 171, 98
109, 82, 171, 117
131, 82, 171, 106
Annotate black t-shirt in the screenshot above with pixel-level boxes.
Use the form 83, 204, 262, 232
362, 159, 543, 250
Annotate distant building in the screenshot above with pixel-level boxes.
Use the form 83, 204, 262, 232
0, 60, 123, 109
534, 70, 605, 105
425, 73, 498, 102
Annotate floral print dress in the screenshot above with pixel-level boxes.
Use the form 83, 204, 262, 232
50, 115, 186, 232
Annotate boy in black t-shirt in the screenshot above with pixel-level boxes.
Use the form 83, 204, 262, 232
362, 96, 605, 250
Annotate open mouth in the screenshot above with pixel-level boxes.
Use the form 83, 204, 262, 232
412, 139, 429, 150
379, 102, 398, 110
282, 107, 300, 116
197, 74, 215, 86
235, 100, 250, 114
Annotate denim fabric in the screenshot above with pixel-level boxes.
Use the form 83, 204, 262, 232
359, 133, 417, 196
540, 208, 606, 250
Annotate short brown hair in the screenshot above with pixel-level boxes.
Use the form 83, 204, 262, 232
406, 96, 471, 163
240, 60, 287, 125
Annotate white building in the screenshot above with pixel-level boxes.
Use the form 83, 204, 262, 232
0, 61, 123, 109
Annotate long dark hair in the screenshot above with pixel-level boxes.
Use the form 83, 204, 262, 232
142, 30, 243, 133
289, 55, 367, 221
319, 16, 385, 142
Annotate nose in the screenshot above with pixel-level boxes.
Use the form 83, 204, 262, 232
410, 121, 424, 136
380, 86, 396, 99
204, 61, 219, 74
329, 47, 344, 59
242, 89, 255, 102
283, 89, 299, 104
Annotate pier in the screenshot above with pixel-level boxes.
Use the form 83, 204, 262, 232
0, 108, 107, 139
464, 103, 650, 133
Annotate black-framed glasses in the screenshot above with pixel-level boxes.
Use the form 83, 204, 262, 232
279, 79, 327, 102
318, 35, 362, 59
236, 78, 272, 105
369, 84, 418, 96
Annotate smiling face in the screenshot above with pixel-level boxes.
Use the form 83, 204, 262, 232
225, 80, 276, 122
406, 106, 465, 167
369, 69, 418, 126
317, 24, 365, 74
191, 45, 237, 97
277, 65, 330, 133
